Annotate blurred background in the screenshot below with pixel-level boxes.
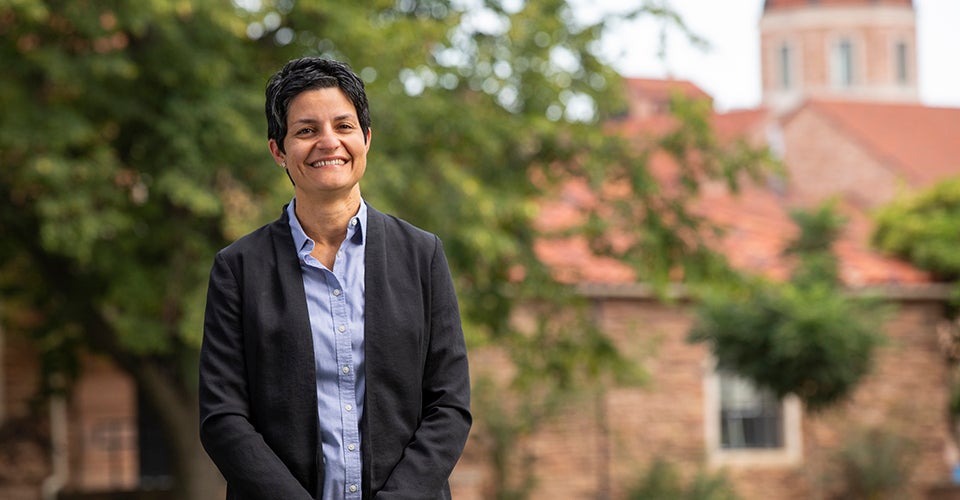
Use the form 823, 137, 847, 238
2, 1, 959, 499
591, 0, 960, 110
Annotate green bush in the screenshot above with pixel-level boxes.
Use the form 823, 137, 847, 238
832, 428, 916, 500
873, 177, 960, 281
689, 278, 886, 411
627, 459, 742, 500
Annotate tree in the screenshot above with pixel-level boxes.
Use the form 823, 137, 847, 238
1, 1, 278, 497
689, 203, 887, 411
872, 177, 960, 283
0, 1, 772, 497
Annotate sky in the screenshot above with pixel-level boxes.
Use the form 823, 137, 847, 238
592, 0, 960, 112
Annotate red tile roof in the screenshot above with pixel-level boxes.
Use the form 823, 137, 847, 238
625, 78, 713, 103
535, 92, 957, 287
794, 100, 960, 187
712, 109, 769, 142
696, 182, 930, 286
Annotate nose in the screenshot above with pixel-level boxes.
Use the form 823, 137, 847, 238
314, 124, 339, 150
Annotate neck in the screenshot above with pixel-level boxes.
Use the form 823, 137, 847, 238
294, 188, 361, 246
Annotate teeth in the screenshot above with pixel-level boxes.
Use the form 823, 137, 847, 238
312, 159, 345, 167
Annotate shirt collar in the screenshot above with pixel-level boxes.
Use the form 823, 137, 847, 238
287, 197, 367, 255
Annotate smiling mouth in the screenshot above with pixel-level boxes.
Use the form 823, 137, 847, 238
310, 159, 346, 168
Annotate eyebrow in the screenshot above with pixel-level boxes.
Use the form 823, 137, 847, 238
291, 113, 357, 125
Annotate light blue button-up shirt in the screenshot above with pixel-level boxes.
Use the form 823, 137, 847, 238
287, 199, 366, 500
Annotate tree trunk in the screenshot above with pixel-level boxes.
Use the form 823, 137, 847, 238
137, 359, 225, 500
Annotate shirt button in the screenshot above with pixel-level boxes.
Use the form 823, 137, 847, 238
342, 366, 350, 374
350, 218, 358, 227
349, 485, 358, 493
333, 289, 341, 296
345, 404, 353, 411
338, 325, 346, 333
347, 444, 356, 451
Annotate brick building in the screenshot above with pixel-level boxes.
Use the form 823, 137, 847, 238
3, 0, 960, 499
453, 0, 960, 498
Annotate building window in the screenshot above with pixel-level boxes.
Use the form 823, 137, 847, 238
831, 37, 854, 87
779, 42, 793, 90
895, 40, 910, 85
719, 371, 782, 449
703, 362, 802, 467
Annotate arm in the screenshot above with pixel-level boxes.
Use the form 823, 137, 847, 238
374, 237, 472, 499
199, 252, 314, 500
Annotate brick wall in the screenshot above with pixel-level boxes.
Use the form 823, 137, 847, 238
4, 296, 951, 499
782, 106, 902, 208
451, 292, 953, 499
0, 333, 48, 500
0, 338, 138, 500
69, 355, 138, 492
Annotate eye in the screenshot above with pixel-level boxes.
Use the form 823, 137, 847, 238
295, 127, 314, 135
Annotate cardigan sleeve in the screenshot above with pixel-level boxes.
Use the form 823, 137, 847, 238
199, 252, 315, 500
372, 236, 472, 499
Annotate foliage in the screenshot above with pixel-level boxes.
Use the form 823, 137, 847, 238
470, 378, 540, 500
580, 92, 772, 287
830, 427, 916, 500
627, 458, 742, 500
1, 1, 281, 496
689, 203, 887, 411
872, 177, 960, 282
1, 0, 773, 497
784, 201, 845, 285
0, 0, 276, 368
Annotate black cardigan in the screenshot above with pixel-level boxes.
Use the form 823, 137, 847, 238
199, 204, 471, 499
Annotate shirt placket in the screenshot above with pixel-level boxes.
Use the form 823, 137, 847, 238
328, 263, 361, 498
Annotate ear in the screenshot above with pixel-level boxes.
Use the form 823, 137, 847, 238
364, 128, 372, 152
268, 139, 285, 166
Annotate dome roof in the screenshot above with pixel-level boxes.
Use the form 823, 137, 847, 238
764, 0, 912, 10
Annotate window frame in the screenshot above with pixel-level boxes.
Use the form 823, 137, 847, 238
703, 360, 803, 468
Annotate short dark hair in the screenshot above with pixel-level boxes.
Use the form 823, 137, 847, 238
265, 57, 371, 153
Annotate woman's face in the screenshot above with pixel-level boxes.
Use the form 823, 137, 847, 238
269, 87, 371, 201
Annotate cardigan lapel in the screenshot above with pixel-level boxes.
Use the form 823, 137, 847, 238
360, 204, 387, 497
268, 207, 323, 495
270, 207, 315, 364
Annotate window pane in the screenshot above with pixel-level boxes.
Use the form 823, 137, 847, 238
719, 372, 784, 449
780, 43, 792, 89
832, 38, 854, 87
896, 41, 909, 85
